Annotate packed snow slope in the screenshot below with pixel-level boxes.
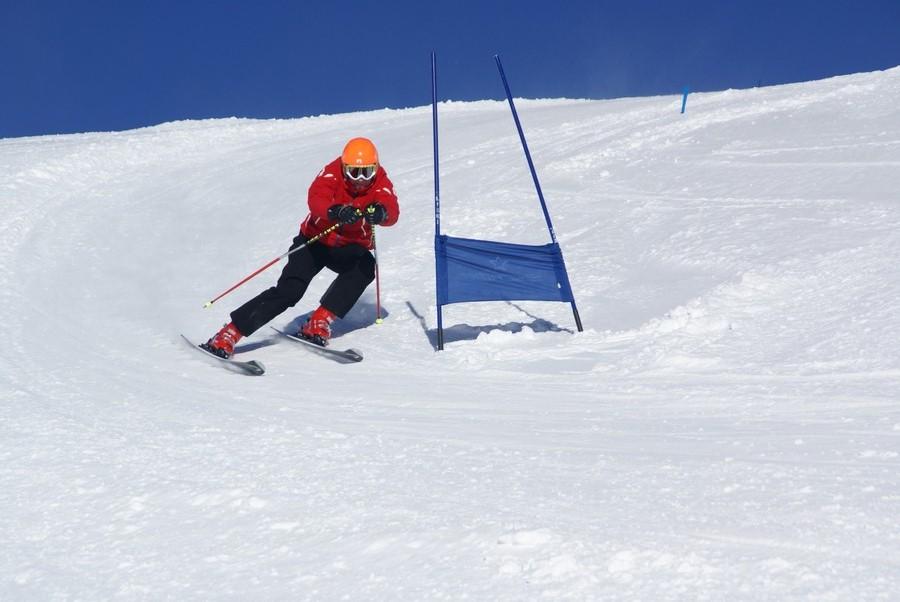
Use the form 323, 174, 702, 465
2, 67, 900, 600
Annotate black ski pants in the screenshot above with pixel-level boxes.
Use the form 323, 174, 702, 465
230, 233, 375, 336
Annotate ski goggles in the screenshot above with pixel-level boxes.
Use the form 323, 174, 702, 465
343, 163, 377, 181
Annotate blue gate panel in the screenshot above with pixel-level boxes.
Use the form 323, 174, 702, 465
436, 235, 575, 306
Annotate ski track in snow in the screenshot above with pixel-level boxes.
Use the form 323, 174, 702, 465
2, 68, 900, 600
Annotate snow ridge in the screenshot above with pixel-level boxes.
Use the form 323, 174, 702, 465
2, 67, 899, 600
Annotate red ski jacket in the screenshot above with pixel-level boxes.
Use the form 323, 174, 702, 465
299, 158, 399, 249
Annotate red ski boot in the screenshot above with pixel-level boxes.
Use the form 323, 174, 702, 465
202, 322, 243, 359
299, 306, 336, 347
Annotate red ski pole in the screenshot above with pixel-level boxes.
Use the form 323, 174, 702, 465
368, 209, 383, 324
372, 228, 382, 324
202, 221, 343, 308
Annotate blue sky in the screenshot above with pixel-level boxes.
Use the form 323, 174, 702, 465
2, 0, 898, 138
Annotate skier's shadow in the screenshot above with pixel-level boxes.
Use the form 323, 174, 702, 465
282, 298, 388, 338
234, 300, 387, 354
233, 339, 278, 354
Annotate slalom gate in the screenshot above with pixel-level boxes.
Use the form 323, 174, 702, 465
431, 52, 583, 350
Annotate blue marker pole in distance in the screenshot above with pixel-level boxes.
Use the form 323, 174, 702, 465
681, 86, 690, 114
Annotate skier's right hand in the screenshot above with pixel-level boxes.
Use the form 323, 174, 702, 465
328, 204, 361, 224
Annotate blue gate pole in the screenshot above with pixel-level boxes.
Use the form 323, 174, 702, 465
494, 55, 558, 244
681, 86, 690, 114
432, 51, 445, 350
494, 54, 583, 332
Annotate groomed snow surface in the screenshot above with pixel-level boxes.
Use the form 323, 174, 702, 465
2, 67, 899, 600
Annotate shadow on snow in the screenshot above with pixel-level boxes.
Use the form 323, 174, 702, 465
406, 301, 573, 351
232, 299, 386, 355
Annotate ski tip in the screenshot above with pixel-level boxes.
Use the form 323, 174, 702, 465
245, 360, 266, 375
344, 349, 364, 363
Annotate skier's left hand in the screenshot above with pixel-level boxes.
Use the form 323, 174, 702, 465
328, 204, 362, 224
365, 203, 388, 225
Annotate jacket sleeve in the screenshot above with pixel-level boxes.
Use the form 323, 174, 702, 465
370, 171, 399, 227
307, 162, 341, 220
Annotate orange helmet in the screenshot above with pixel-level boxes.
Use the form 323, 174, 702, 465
342, 137, 378, 167
341, 137, 379, 191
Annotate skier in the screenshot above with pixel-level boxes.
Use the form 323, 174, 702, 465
202, 137, 399, 358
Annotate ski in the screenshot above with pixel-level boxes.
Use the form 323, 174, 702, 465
180, 334, 266, 376
270, 327, 363, 363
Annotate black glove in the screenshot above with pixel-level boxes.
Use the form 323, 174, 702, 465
365, 203, 388, 225
327, 204, 361, 224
